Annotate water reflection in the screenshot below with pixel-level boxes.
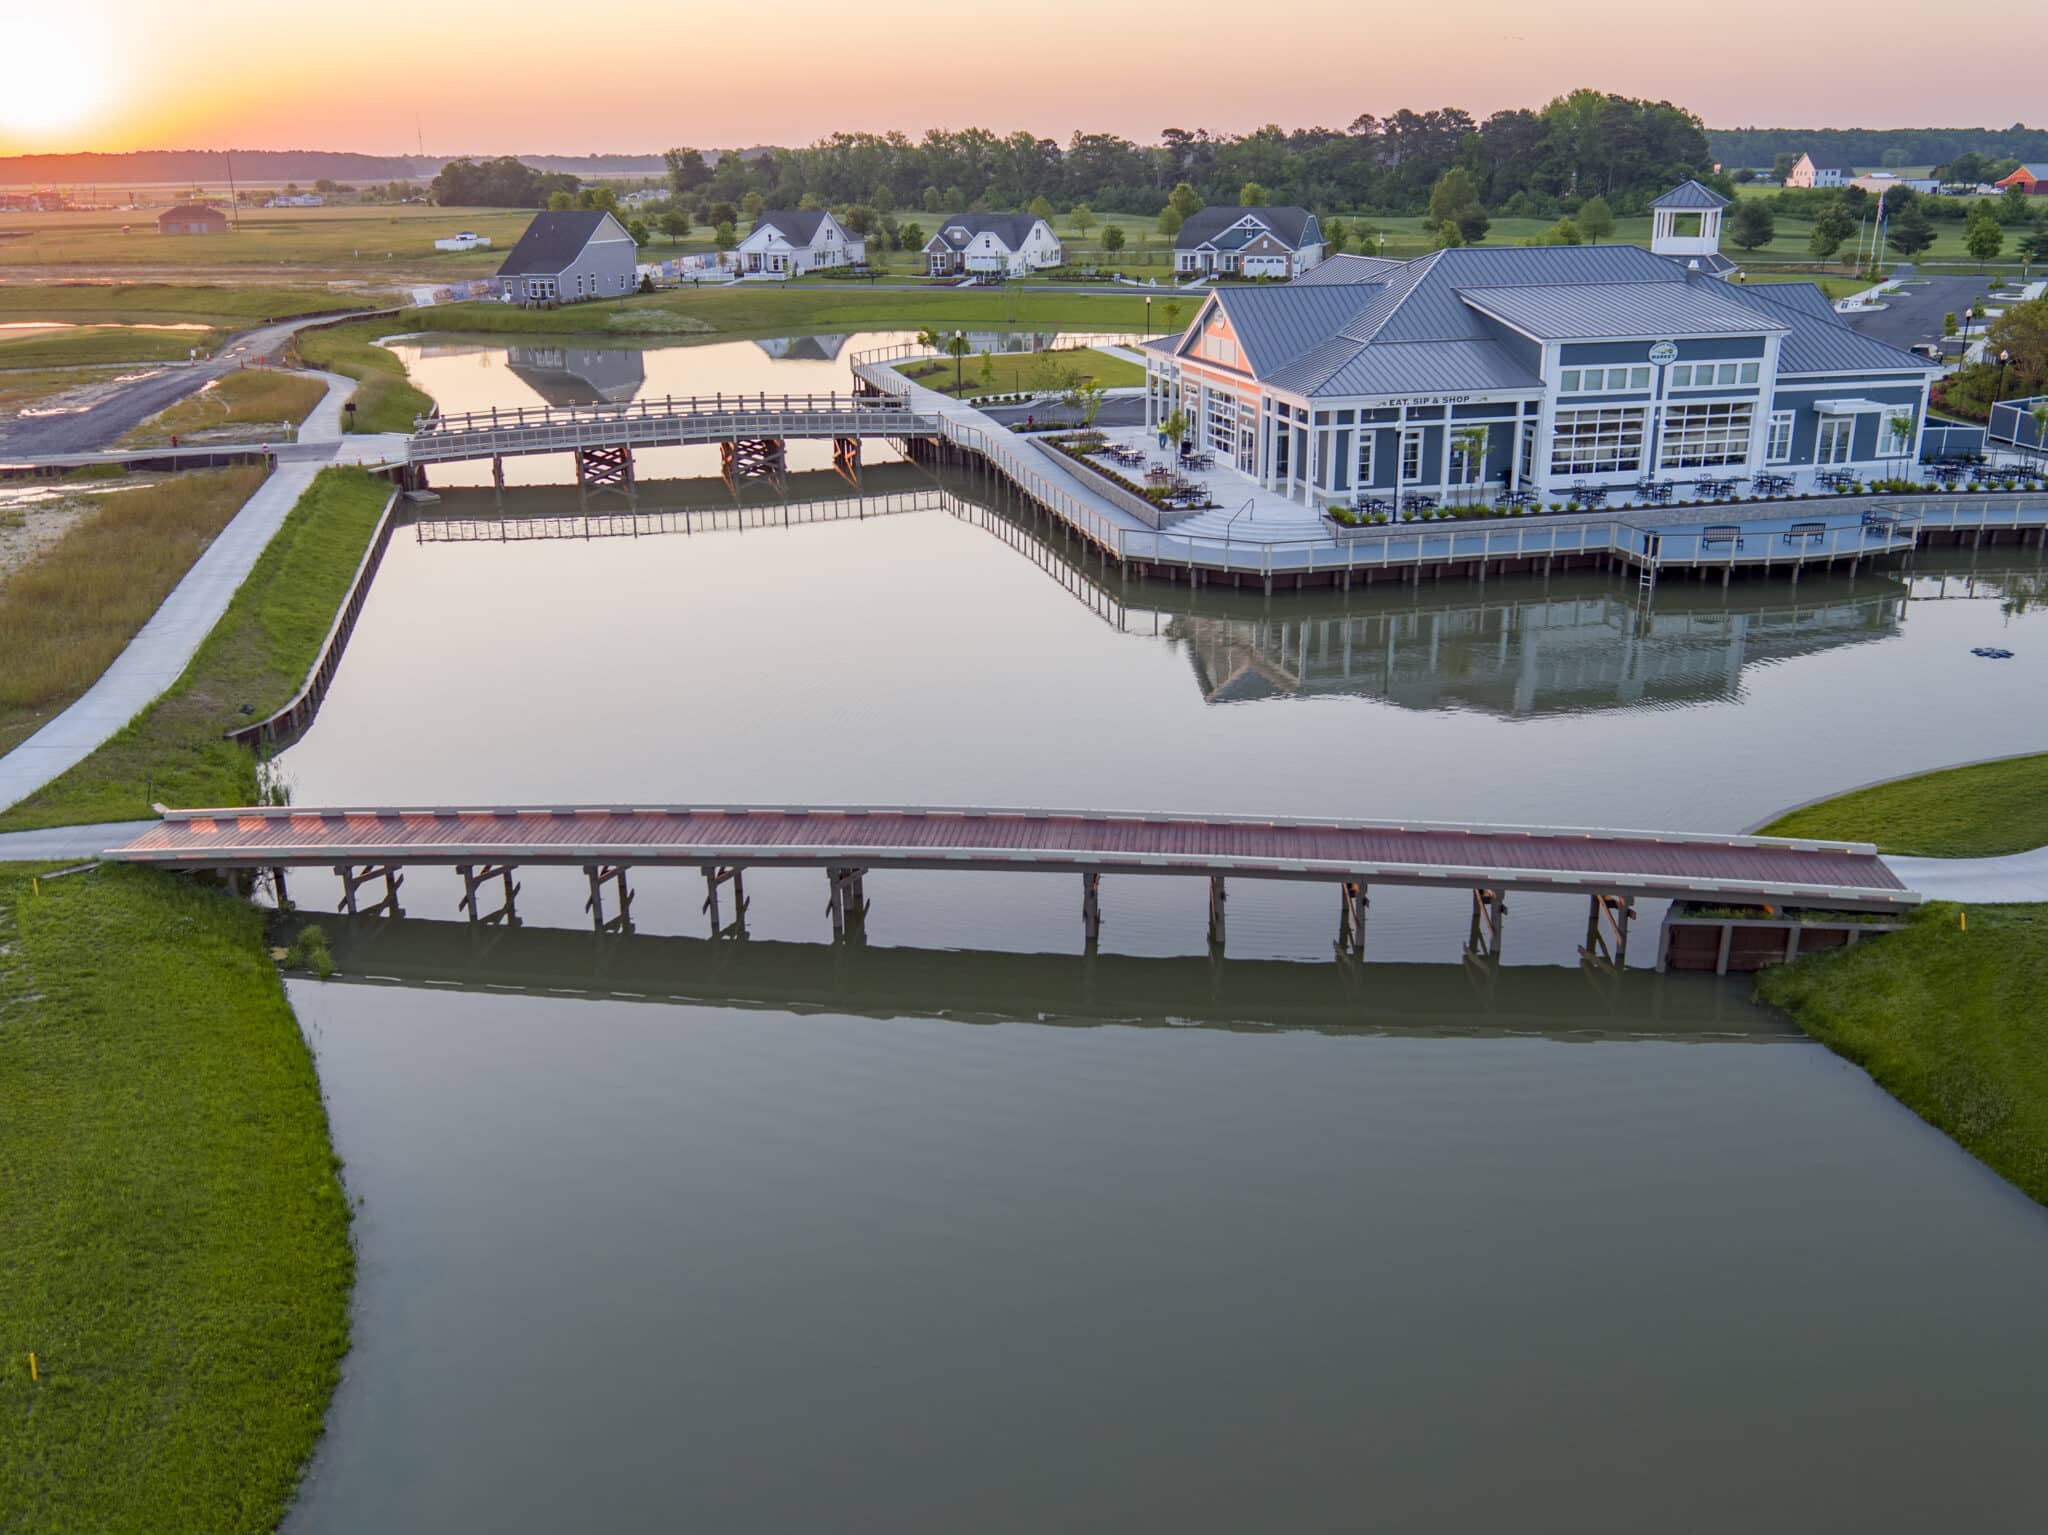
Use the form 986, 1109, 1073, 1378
503, 345, 646, 406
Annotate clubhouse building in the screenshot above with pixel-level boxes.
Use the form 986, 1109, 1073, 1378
1142, 185, 1937, 505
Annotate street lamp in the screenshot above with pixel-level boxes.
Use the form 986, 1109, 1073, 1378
1145, 294, 1152, 337
953, 329, 965, 394
1998, 348, 2012, 402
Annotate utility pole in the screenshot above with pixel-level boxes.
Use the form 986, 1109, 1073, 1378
225, 150, 240, 228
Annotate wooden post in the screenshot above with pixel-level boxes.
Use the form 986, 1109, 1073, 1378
1339, 881, 1369, 956
1207, 874, 1227, 950
826, 867, 868, 941
703, 865, 749, 937
1081, 872, 1102, 944
583, 864, 632, 932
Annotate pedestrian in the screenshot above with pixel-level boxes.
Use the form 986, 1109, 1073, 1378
170, 433, 179, 448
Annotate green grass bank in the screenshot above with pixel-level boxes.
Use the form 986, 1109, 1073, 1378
0, 861, 353, 1533
292, 321, 433, 434
1759, 752, 2048, 858
0, 467, 392, 831
1756, 755, 2048, 1207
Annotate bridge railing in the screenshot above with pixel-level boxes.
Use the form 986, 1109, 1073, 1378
415, 392, 920, 435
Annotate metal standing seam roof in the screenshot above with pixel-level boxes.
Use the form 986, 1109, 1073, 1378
1650, 180, 1731, 210
1717, 282, 1943, 376
104, 805, 1915, 907
496, 211, 628, 276
1201, 285, 1384, 376
1275, 339, 1546, 398
1457, 280, 1793, 340
1290, 253, 1405, 286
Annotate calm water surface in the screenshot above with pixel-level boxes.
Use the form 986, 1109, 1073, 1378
280, 336, 2048, 1531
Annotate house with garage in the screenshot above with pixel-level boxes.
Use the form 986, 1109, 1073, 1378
733, 210, 864, 275
1785, 153, 1855, 189
1174, 206, 1324, 279
496, 210, 638, 305
924, 213, 1062, 277
1141, 186, 1936, 508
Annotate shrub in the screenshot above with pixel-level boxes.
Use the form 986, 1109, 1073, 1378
283, 923, 333, 979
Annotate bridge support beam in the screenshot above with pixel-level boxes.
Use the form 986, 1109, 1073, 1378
1581, 893, 1633, 971
1207, 875, 1227, 951
831, 436, 861, 487
574, 444, 634, 495
1468, 887, 1506, 962
491, 455, 505, 490
458, 862, 521, 926
583, 863, 634, 934
1338, 881, 1369, 957
703, 865, 749, 939
271, 866, 292, 911
721, 437, 787, 495
335, 862, 403, 918
1081, 872, 1102, 945
826, 866, 869, 942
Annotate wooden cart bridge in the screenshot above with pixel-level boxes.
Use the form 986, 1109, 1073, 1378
405, 393, 937, 492
105, 803, 1916, 959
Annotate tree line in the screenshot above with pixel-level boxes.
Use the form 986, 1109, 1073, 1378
1707, 126, 2048, 174
658, 91, 1716, 222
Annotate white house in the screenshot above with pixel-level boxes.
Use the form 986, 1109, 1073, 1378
1174, 206, 1324, 279
1785, 154, 1854, 189
924, 213, 1062, 277
733, 210, 864, 276
268, 193, 325, 208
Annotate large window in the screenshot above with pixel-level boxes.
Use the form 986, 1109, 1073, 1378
1559, 366, 1651, 393
1199, 324, 1240, 370
1356, 430, 1375, 488
1206, 392, 1237, 456
1818, 416, 1855, 464
1883, 409, 1916, 455
1766, 410, 1795, 464
1549, 407, 1646, 476
1400, 428, 1425, 483
1670, 361, 1760, 389
1449, 426, 1488, 485
1660, 402, 1755, 469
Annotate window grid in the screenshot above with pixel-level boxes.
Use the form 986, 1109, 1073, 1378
1356, 430, 1375, 488
1559, 366, 1651, 393
1659, 402, 1755, 470
1818, 416, 1855, 465
1400, 428, 1425, 482
1766, 411, 1795, 463
1670, 361, 1761, 389
1549, 407, 1646, 476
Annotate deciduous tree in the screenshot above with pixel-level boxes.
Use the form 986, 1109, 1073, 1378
1575, 195, 1614, 244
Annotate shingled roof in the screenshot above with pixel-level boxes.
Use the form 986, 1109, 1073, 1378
750, 209, 836, 246
496, 211, 628, 276
928, 213, 1045, 251
1176, 206, 1319, 251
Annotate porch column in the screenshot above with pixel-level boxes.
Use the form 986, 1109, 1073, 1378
1395, 404, 1410, 501
1304, 408, 1320, 497
1438, 406, 1454, 493
1509, 400, 1524, 494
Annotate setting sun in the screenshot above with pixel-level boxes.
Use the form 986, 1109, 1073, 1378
0, 17, 116, 140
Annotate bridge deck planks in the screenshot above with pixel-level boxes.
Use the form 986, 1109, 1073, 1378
107, 804, 1910, 907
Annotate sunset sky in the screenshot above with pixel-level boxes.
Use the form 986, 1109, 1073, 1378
4, 0, 2040, 156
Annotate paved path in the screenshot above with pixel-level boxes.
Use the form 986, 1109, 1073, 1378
1883, 846, 2048, 903
0, 366, 364, 814
0, 312, 366, 457
1845, 275, 1993, 354
0, 821, 157, 862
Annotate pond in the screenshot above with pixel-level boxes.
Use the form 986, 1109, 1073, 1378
278, 336, 2048, 1532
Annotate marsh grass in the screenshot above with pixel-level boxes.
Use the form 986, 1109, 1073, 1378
0, 467, 392, 829
0, 861, 353, 1532
120, 370, 329, 446
0, 467, 265, 755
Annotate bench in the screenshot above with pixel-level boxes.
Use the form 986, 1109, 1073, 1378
1782, 521, 1826, 545
1701, 524, 1744, 552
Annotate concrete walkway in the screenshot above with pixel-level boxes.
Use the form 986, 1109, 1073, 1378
1884, 847, 2048, 904
0, 821, 157, 862
0, 366, 361, 813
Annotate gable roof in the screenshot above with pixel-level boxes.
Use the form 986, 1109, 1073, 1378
1651, 179, 1730, 211
1798, 154, 1856, 176
929, 213, 1045, 251
1998, 164, 2048, 182
497, 211, 627, 276
1290, 253, 1404, 286
750, 209, 836, 246
159, 203, 225, 223
1176, 206, 1318, 251
1459, 280, 1787, 341
1718, 281, 1943, 375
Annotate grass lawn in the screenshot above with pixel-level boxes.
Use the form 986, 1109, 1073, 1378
897, 345, 1143, 395
120, 371, 329, 447
293, 322, 433, 434
0, 467, 392, 831
0, 861, 353, 1533
0, 284, 350, 325
1757, 902, 2048, 1205
0, 467, 266, 757
1758, 753, 2048, 857
1740, 272, 1866, 300
0, 326, 222, 368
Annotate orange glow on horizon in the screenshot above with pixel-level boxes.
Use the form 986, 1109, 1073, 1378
1, 0, 2041, 160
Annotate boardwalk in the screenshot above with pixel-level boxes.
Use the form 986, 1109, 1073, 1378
106, 803, 1911, 909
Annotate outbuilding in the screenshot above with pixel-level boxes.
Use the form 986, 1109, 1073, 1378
496, 210, 638, 306
157, 204, 228, 235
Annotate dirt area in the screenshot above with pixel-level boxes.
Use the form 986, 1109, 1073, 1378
0, 485, 104, 579
0, 366, 169, 423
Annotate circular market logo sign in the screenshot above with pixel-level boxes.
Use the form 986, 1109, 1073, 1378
1648, 341, 1679, 367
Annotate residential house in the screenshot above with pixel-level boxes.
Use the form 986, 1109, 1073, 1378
496, 210, 638, 305
1174, 207, 1324, 279
733, 210, 864, 276
1785, 154, 1855, 189
1141, 184, 1936, 506
1995, 164, 2048, 194
924, 213, 1062, 277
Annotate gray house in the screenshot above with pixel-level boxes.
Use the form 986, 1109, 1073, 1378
497, 211, 638, 306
